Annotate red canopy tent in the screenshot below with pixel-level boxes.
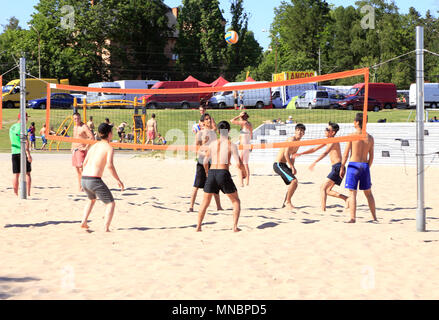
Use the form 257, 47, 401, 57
244, 76, 256, 82
210, 76, 229, 87
184, 76, 210, 87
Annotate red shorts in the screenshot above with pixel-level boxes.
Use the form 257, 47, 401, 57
72, 150, 87, 168
147, 130, 156, 140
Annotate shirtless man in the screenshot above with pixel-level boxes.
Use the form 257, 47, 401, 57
340, 113, 377, 223
189, 113, 223, 212
198, 105, 217, 131
40, 124, 48, 150
294, 122, 348, 212
196, 121, 246, 232
273, 123, 306, 211
80, 123, 124, 232
146, 114, 157, 145
72, 112, 95, 192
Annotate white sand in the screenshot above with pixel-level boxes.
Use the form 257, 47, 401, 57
0, 153, 438, 300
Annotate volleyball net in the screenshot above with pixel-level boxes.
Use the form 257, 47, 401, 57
43, 68, 370, 153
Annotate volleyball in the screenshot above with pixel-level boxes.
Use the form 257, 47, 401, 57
192, 123, 201, 134
225, 30, 239, 44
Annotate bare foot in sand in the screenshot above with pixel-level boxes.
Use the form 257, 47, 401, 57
234, 227, 242, 233
283, 203, 295, 211
346, 219, 356, 224
81, 223, 90, 229
196, 226, 202, 232
217, 207, 224, 211
188, 208, 194, 213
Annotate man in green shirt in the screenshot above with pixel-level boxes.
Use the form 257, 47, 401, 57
9, 112, 32, 196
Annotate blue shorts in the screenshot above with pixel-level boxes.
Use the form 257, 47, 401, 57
345, 162, 372, 191
41, 135, 47, 144
30, 135, 36, 142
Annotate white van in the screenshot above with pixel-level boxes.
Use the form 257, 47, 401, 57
295, 90, 330, 109
209, 81, 271, 109
86, 82, 125, 105
409, 83, 439, 108
115, 80, 159, 102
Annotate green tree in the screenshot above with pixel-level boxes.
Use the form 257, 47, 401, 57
224, 0, 263, 81
102, 0, 172, 80
175, 0, 227, 82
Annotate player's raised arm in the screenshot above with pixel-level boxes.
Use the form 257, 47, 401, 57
295, 144, 326, 158
309, 144, 334, 171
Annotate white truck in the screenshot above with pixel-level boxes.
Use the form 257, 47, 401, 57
115, 80, 159, 102
86, 82, 125, 105
409, 83, 439, 108
209, 81, 271, 109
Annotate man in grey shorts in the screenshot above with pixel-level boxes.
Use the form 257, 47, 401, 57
81, 123, 124, 232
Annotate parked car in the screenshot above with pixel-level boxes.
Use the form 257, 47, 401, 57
209, 81, 272, 109
337, 95, 382, 112
86, 82, 125, 106
27, 93, 80, 109
295, 90, 330, 109
347, 83, 397, 109
272, 89, 283, 108
2, 78, 69, 108
329, 93, 345, 109
409, 83, 439, 109
141, 81, 200, 109
115, 80, 159, 102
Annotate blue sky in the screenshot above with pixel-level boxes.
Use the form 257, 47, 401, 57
1, 0, 438, 50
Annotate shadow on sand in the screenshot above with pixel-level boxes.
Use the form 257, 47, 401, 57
4, 221, 82, 229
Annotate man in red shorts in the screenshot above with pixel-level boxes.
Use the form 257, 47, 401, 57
72, 112, 95, 192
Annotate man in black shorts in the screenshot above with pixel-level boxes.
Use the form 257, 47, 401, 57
9, 112, 32, 196
294, 122, 348, 212
196, 121, 246, 232
273, 123, 306, 211
189, 113, 222, 212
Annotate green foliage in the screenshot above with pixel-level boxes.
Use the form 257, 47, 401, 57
175, 0, 227, 82
256, 0, 439, 89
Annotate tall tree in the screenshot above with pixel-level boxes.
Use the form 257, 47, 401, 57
224, 0, 263, 81
103, 0, 172, 80
175, 0, 227, 82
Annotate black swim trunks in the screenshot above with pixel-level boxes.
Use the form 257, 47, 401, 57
12, 154, 31, 174
327, 162, 343, 186
273, 162, 296, 185
204, 169, 237, 195
193, 162, 211, 189
81, 177, 114, 204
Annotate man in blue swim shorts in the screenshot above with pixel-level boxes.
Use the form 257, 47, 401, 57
340, 113, 377, 224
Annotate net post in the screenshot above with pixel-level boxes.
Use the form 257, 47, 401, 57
0, 75, 3, 129
19, 57, 27, 200
416, 26, 426, 232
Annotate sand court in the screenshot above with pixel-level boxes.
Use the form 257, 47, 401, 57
1, 153, 439, 299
